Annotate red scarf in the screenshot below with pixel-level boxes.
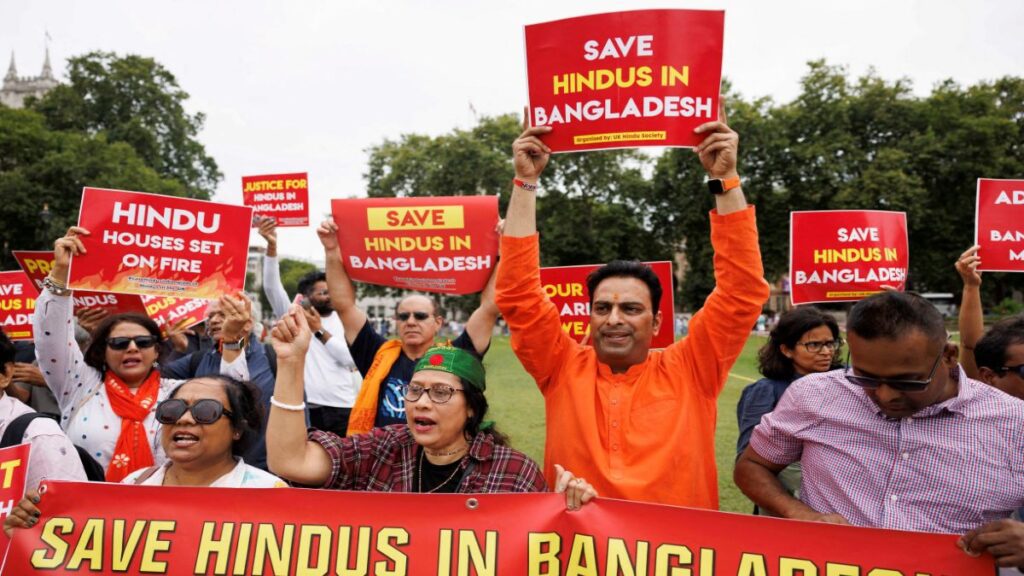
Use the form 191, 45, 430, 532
103, 370, 160, 482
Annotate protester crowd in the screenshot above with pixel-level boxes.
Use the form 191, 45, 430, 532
1, 116, 1023, 572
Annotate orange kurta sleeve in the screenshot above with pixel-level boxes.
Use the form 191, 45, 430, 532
494, 234, 576, 393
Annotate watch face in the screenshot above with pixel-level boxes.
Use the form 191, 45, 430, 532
708, 179, 725, 195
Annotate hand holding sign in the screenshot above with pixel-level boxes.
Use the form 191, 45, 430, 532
3, 490, 40, 538
955, 245, 983, 288
514, 121, 552, 182
694, 108, 739, 180
52, 226, 90, 283
317, 218, 340, 252
74, 307, 109, 335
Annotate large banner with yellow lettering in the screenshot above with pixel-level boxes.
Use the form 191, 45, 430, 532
2, 481, 991, 574
67, 188, 253, 300
0, 271, 37, 341
331, 196, 499, 294
540, 261, 675, 348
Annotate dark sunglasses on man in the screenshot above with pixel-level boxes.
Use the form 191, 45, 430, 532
155, 398, 233, 425
396, 311, 431, 322
997, 364, 1024, 378
106, 335, 159, 351
844, 348, 944, 392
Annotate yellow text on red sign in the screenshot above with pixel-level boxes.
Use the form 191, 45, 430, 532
367, 206, 465, 231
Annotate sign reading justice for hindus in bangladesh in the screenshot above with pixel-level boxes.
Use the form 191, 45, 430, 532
975, 178, 1024, 272
242, 172, 310, 227
331, 196, 499, 295
67, 188, 253, 300
540, 261, 675, 348
789, 210, 909, 305
524, 9, 725, 152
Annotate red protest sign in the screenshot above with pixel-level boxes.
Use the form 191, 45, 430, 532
242, 172, 309, 227
5, 481, 992, 574
141, 296, 210, 337
790, 211, 909, 305
0, 443, 31, 551
12, 250, 148, 315
331, 196, 499, 295
67, 188, 253, 299
525, 9, 724, 152
540, 261, 675, 347
0, 271, 36, 340
975, 178, 1024, 271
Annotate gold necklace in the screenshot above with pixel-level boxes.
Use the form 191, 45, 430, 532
424, 444, 468, 457
417, 449, 465, 493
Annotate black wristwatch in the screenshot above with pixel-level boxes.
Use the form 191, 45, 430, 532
314, 329, 327, 342
707, 176, 741, 195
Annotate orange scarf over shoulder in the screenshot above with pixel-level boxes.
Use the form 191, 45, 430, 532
104, 370, 160, 482
346, 340, 403, 435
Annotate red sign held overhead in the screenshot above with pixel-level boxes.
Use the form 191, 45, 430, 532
789, 211, 909, 305
540, 261, 675, 348
242, 172, 310, 227
0, 271, 37, 340
331, 196, 499, 295
975, 178, 1024, 272
67, 188, 253, 300
12, 250, 148, 316
524, 9, 725, 152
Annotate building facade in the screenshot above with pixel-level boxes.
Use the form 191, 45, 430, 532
1, 49, 58, 109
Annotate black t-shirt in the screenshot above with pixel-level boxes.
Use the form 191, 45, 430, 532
417, 449, 466, 494
348, 320, 482, 428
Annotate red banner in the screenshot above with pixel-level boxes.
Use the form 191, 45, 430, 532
540, 261, 675, 348
67, 188, 253, 300
12, 250, 148, 316
141, 296, 210, 338
3, 481, 991, 574
242, 172, 309, 227
0, 271, 36, 341
524, 9, 724, 152
790, 211, 909, 305
975, 178, 1024, 272
331, 196, 499, 295
0, 443, 32, 552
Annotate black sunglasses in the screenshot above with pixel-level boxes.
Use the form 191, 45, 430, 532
998, 364, 1024, 378
844, 348, 944, 392
155, 398, 233, 425
107, 335, 159, 351
396, 311, 431, 322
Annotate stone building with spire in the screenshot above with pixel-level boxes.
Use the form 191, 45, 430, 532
1, 48, 58, 108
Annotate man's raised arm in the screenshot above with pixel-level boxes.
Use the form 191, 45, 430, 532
318, 219, 367, 346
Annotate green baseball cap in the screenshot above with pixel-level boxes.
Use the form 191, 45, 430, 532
414, 346, 486, 391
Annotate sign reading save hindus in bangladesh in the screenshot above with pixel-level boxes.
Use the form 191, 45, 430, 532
0, 271, 36, 341
67, 188, 253, 300
524, 9, 725, 152
789, 210, 909, 305
2, 481, 992, 574
975, 178, 1024, 272
331, 196, 499, 295
12, 250, 149, 316
540, 261, 675, 348
242, 172, 310, 227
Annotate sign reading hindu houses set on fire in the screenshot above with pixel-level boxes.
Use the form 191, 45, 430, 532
67, 188, 253, 300
524, 9, 725, 152
975, 178, 1024, 272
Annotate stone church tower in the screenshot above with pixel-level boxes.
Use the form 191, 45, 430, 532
1, 48, 59, 108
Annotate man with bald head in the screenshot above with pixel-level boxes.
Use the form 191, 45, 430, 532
317, 220, 499, 435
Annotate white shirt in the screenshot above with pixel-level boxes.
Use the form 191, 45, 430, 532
122, 458, 285, 487
263, 256, 362, 407
0, 395, 86, 490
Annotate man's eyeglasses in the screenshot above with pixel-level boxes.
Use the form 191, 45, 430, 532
155, 398, 233, 425
997, 364, 1024, 378
106, 335, 159, 351
845, 348, 944, 392
401, 383, 463, 404
396, 311, 431, 322
797, 339, 842, 353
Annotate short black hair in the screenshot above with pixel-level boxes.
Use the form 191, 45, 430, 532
974, 315, 1024, 371
847, 292, 946, 344
168, 376, 264, 458
297, 271, 327, 297
83, 314, 163, 372
758, 306, 842, 380
586, 260, 662, 311
0, 328, 16, 370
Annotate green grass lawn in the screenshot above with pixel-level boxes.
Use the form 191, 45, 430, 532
481, 334, 766, 512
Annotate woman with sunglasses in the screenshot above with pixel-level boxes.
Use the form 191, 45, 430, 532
32, 227, 252, 482
735, 306, 842, 510
266, 307, 595, 508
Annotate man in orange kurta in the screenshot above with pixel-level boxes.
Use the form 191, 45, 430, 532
496, 118, 769, 509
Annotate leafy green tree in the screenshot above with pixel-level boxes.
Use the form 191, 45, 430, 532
29, 52, 221, 198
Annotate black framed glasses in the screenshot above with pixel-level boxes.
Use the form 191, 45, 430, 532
106, 335, 159, 351
845, 348, 944, 392
401, 383, 463, 404
155, 398, 233, 425
396, 311, 431, 322
998, 364, 1024, 378
797, 339, 842, 353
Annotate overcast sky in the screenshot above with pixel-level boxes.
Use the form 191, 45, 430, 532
5, 0, 1023, 261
